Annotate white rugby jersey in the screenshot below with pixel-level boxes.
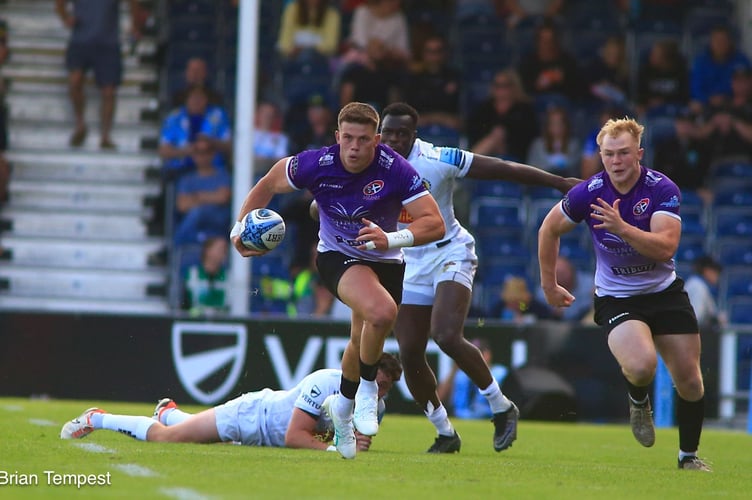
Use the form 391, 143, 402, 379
398, 138, 476, 254
260, 368, 340, 447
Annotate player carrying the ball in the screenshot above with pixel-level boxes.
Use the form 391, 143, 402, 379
230, 102, 445, 459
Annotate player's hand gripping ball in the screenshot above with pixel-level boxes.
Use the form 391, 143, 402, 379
240, 208, 286, 251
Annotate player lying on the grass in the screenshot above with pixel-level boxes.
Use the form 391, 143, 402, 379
61, 353, 402, 453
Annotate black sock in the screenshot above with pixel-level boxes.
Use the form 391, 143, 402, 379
360, 359, 378, 382
626, 379, 649, 404
677, 396, 704, 453
340, 375, 359, 400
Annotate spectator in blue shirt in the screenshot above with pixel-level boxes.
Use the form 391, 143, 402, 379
172, 136, 232, 247
452, 338, 509, 420
159, 85, 233, 180
689, 25, 752, 115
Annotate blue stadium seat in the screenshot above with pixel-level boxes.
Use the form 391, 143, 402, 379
476, 236, 528, 261
675, 235, 706, 265
713, 188, 752, 208
169, 18, 216, 44
417, 125, 460, 148
709, 161, 752, 182
720, 269, 752, 307
714, 238, 752, 266
728, 297, 752, 325
681, 210, 706, 236
472, 180, 524, 199
478, 260, 529, 287
713, 210, 752, 238
169, 0, 216, 18
680, 189, 705, 209
470, 199, 524, 229
282, 58, 332, 107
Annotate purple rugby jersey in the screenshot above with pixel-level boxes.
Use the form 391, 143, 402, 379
286, 143, 429, 263
561, 166, 682, 297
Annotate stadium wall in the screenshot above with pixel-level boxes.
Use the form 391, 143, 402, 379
0, 312, 718, 420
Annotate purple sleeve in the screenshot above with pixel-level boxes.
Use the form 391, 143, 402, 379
286, 148, 327, 190
393, 155, 428, 204
561, 178, 594, 223
654, 179, 682, 218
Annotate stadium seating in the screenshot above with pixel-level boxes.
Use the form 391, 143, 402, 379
727, 297, 752, 325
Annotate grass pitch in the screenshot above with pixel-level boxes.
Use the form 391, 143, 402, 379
1, 397, 751, 499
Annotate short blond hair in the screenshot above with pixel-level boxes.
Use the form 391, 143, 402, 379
596, 117, 645, 148
337, 102, 380, 131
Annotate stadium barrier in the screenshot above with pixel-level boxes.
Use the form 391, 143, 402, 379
0, 312, 721, 421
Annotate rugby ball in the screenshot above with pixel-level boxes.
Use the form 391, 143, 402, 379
240, 208, 286, 251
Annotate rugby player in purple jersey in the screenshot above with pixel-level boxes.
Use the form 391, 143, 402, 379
538, 117, 710, 471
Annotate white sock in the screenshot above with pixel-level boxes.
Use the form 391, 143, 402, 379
356, 378, 378, 398
480, 381, 511, 414
100, 414, 156, 441
679, 450, 697, 461
334, 393, 355, 419
424, 401, 454, 437
163, 408, 191, 426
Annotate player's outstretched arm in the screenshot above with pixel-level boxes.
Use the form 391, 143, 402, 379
284, 408, 333, 451
538, 203, 577, 308
467, 154, 581, 194
402, 194, 446, 246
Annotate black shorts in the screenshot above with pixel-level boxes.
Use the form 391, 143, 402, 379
316, 251, 405, 305
66, 42, 122, 87
593, 278, 699, 335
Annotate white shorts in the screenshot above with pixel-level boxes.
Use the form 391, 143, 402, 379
402, 238, 477, 306
214, 389, 270, 446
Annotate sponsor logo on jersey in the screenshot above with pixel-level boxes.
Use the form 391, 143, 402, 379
633, 198, 650, 215
336, 235, 367, 247
319, 153, 334, 166
318, 183, 343, 189
363, 180, 384, 196
562, 194, 571, 213
378, 149, 395, 169
644, 171, 663, 186
660, 195, 680, 208
587, 176, 604, 192
172, 322, 248, 405
611, 263, 656, 275
310, 385, 321, 398
410, 175, 423, 191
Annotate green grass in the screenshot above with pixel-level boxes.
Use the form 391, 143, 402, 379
1, 397, 751, 499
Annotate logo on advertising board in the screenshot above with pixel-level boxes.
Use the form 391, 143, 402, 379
171, 322, 247, 405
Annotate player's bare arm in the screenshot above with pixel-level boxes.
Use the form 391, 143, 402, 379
538, 203, 577, 308
467, 155, 581, 193
231, 158, 295, 257
590, 198, 680, 262
284, 408, 332, 451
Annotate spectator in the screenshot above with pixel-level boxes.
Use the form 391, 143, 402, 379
517, 20, 583, 102
451, 338, 509, 419
585, 35, 630, 109
501, 0, 564, 28
253, 101, 290, 169
652, 114, 711, 200
339, 37, 400, 109
535, 255, 594, 322
277, 0, 341, 64
290, 94, 335, 151
54, 0, 142, 149
342, 0, 411, 71
404, 34, 461, 130
183, 236, 229, 315
0, 16, 8, 206
689, 25, 752, 115
526, 105, 582, 177
489, 275, 554, 324
159, 85, 233, 180
636, 38, 689, 116
684, 255, 724, 334
171, 57, 224, 107
676, 66, 752, 183
689, 66, 752, 166
172, 136, 232, 247
466, 68, 538, 161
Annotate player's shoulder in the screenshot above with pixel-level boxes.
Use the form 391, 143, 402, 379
642, 167, 678, 190
577, 171, 607, 196
295, 145, 338, 167
412, 138, 471, 170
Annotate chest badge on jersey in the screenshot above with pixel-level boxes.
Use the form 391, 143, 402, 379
363, 180, 384, 196
633, 198, 650, 216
